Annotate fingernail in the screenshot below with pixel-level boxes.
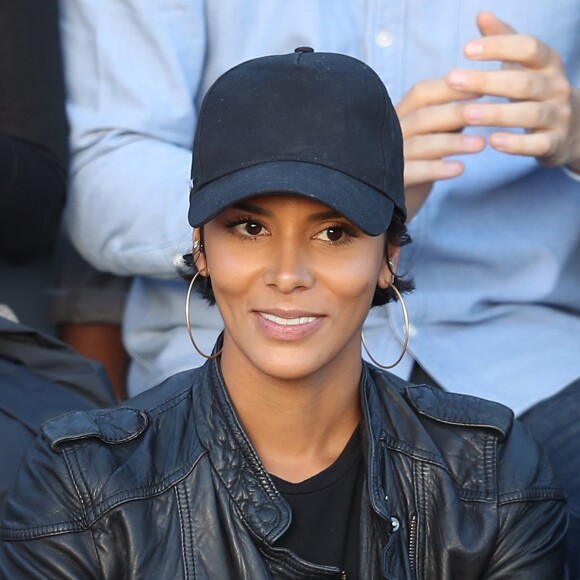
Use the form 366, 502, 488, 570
442, 161, 463, 176
465, 105, 483, 122
465, 42, 484, 56
448, 71, 468, 87
490, 134, 508, 148
461, 135, 484, 149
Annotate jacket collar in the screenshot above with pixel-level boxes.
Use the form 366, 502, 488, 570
192, 353, 403, 545
193, 356, 292, 544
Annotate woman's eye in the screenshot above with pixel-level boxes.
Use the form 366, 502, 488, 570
316, 226, 348, 243
326, 227, 344, 242
232, 220, 266, 237
244, 221, 263, 236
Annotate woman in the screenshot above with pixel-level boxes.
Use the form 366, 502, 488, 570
0, 50, 566, 578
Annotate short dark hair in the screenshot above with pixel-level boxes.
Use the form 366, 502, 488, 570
179, 209, 414, 308
373, 209, 414, 307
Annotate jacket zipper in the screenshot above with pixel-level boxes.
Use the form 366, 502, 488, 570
340, 572, 347, 579
408, 514, 417, 578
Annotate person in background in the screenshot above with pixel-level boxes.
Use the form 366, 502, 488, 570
0, 309, 116, 507
48, 239, 131, 400
0, 50, 567, 577
59, 1, 580, 572
0, 0, 129, 396
0, 0, 68, 266
0, 0, 118, 511
0, 0, 68, 333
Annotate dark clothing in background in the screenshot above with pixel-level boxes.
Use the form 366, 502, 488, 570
49, 238, 132, 326
0, 0, 69, 264
0, 316, 116, 506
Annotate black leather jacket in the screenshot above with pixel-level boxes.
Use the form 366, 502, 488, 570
0, 360, 567, 579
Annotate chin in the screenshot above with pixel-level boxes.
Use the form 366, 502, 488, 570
258, 358, 318, 382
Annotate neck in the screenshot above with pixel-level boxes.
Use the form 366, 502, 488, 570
219, 341, 363, 483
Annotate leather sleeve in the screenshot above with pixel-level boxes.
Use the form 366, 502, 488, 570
482, 419, 568, 579
0, 435, 102, 578
484, 497, 567, 579
0, 533, 102, 579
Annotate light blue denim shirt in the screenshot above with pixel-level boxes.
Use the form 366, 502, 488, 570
60, 0, 580, 413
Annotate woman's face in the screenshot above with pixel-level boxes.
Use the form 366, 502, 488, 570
196, 194, 393, 383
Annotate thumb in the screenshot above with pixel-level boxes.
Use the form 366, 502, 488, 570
476, 11, 517, 37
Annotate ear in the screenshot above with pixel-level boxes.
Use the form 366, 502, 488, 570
378, 246, 400, 289
192, 229, 210, 277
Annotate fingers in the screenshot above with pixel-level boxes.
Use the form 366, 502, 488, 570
476, 11, 516, 36
404, 159, 465, 186
464, 99, 572, 164
488, 130, 560, 160
464, 35, 556, 70
396, 77, 488, 216
405, 132, 485, 160
470, 11, 554, 69
400, 10, 578, 174
404, 160, 464, 219
463, 10, 556, 72
447, 68, 564, 101
397, 76, 487, 204
404, 159, 467, 219
401, 101, 473, 139
396, 78, 478, 118
445, 11, 578, 168
462, 100, 569, 131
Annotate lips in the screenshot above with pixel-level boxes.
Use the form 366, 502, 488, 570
254, 309, 323, 341
258, 312, 318, 326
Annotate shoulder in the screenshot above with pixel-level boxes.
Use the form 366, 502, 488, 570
42, 366, 202, 449
406, 382, 563, 499
404, 381, 514, 438
370, 366, 514, 438
368, 366, 565, 501
1, 367, 206, 540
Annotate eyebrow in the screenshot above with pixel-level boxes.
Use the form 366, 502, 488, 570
233, 201, 272, 216
232, 201, 343, 222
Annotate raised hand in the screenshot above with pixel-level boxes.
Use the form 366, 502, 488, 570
447, 11, 580, 172
396, 79, 485, 218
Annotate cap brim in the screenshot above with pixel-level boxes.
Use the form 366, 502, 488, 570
189, 161, 395, 236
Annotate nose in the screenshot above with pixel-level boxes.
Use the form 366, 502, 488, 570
262, 239, 315, 293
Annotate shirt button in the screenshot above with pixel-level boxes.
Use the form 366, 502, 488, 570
375, 30, 393, 48
408, 323, 418, 338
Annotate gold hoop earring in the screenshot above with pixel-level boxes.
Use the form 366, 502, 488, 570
185, 272, 222, 359
361, 284, 409, 369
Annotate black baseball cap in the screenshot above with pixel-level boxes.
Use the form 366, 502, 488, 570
188, 47, 405, 235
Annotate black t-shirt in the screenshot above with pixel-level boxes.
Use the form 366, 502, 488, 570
271, 427, 363, 578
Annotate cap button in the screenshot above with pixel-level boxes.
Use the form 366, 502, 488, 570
294, 46, 314, 53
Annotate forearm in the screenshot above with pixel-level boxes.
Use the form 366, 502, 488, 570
67, 139, 193, 276
61, 0, 206, 277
